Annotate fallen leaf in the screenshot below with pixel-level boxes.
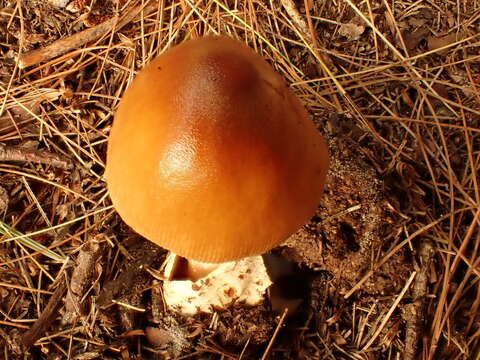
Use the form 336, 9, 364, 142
431, 83, 449, 99
429, 83, 452, 115
418, 7, 434, 19
401, 88, 415, 108
145, 327, 175, 347
428, 33, 460, 54
338, 23, 365, 41
332, 333, 348, 345
48, 0, 69, 8
408, 17, 427, 27
447, 14, 456, 27
403, 26, 429, 51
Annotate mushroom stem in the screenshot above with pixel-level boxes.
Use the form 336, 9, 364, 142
163, 253, 220, 282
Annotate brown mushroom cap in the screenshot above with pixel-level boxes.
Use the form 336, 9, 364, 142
105, 36, 329, 263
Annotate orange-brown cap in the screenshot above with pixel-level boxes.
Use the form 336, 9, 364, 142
105, 36, 329, 263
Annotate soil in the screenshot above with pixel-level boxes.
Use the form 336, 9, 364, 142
283, 126, 411, 297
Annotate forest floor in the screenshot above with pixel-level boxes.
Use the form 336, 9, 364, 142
0, 0, 479, 359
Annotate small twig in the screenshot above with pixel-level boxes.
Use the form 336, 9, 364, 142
362, 271, 417, 351
260, 308, 289, 360
63, 240, 104, 323
21, 281, 67, 349
111, 299, 146, 312
17, 1, 158, 69
344, 212, 452, 299
404, 241, 434, 360
0, 281, 53, 294
238, 337, 251, 360
280, 0, 311, 44
0, 143, 72, 170
279, 0, 335, 72
0, 319, 29, 329
18, 16, 119, 69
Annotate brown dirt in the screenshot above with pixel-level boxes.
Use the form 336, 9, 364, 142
283, 125, 411, 297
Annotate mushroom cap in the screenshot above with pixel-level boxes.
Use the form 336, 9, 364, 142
105, 36, 329, 263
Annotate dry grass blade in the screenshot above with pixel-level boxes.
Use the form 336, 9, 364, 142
0, 221, 65, 262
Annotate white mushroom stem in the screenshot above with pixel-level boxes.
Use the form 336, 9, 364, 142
162, 253, 272, 315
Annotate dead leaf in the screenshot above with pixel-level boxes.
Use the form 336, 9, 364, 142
145, 326, 176, 347
24, 33, 46, 45
418, 7, 434, 19
408, 17, 427, 27
401, 88, 415, 108
403, 26, 429, 51
429, 83, 452, 115
447, 14, 456, 27
1, 89, 63, 123
48, 0, 69, 8
332, 333, 348, 345
338, 23, 365, 41
428, 33, 460, 54
431, 83, 449, 99
66, 0, 87, 13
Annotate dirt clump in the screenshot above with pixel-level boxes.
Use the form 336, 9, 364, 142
283, 128, 411, 297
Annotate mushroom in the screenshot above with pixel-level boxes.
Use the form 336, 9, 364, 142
105, 36, 329, 314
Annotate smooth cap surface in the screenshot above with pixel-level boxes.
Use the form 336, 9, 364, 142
105, 36, 329, 263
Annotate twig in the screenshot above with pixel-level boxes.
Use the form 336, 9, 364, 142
260, 308, 289, 360
63, 240, 105, 323
21, 281, 67, 349
279, 0, 336, 72
18, 16, 119, 69
0, 281, 53, 295
279, 0, 311, 44
17, 1, 158, 68
362, 271, 417, 351
0, 320, 29, 329
0, 143, 72, 170
404, 241, 434, 360
344, 211, 452, 299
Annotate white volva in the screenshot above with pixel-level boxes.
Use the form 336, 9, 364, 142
163, 254, 272, 315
